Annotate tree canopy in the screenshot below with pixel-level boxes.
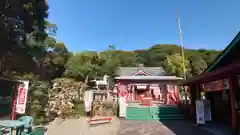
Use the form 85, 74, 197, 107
0, 0, 48, 50
163, 53, 189, 78
0, 0, 49, 75
62, 44, 220, 81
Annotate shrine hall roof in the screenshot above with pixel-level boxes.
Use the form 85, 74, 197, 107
115, 76, 183, 80
117, 66, 168, 76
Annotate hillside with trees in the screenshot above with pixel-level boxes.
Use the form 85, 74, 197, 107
0, 0, 221, 123
62, 44, 221, 81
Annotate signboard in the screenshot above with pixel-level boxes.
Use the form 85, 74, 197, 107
150, 84, 159, 89
136, 85, 147, 89
119, 97, 127, 117
203, 100, 212, 122
196, 100, 205, 124
134, 84, 149, 89
84, 91, 93, 103
84, 91, 93, 112
202, 79, 229, 92
16, 80, 29, 114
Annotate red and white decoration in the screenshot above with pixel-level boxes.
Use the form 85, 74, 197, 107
16, 80, 29, 114
134, 69, 149, 76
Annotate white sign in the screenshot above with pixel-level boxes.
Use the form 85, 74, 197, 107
84, 91, 93, 103
84, 101, 92, 112
196, 100, 205, 124
137, 85, 147, 89
134, 84, 148, 89
16, 80, 29, 114
203, 100, 212, 122
119, 97, 127, 117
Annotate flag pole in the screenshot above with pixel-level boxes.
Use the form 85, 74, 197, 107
177, 10, 186, 80
177, 9, 188, 104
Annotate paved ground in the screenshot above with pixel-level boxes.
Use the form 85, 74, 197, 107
45, 117, 120, 135
45, 117, 227, 135
116, 120, 218, 135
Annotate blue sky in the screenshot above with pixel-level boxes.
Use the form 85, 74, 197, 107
48, 0, 240, 52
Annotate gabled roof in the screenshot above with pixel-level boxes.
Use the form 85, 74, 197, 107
116, 67, 168, 76
115, 76, 183, 80
205, 31, 240, 72
134, 69, 149, 76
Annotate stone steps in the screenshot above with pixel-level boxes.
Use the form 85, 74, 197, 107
126, 106, 184, 120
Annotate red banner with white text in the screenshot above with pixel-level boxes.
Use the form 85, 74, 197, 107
16, 80, 29, 114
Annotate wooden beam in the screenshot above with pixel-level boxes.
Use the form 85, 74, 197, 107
0, 77, 22, 83
180, 62, 240, 85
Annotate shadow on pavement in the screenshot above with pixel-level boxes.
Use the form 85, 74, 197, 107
159, 120, 219, 135
116, 120, 223, 135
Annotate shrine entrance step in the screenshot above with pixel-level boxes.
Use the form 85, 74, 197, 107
126, 104, 184, 120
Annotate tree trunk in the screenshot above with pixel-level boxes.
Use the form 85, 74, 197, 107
78, 76, 88, 101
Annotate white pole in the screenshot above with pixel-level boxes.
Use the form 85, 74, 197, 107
177, 10, 186, 80
177, 10, 188, 104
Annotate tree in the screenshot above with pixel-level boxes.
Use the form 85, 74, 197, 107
99, 46, 120, 77
0, 0, 50, 76
64, 52, 104, 81
188, 54, 207, 76
134, 50, 150, 66
200, 50, 220, 65
44, 42, 71, 78
148, 44, 182, 66
0, 0, 48, 52
140, 44, 220, 68
163, 53, 189, 78
115, 51, 140, 67
24, 34, 71, 79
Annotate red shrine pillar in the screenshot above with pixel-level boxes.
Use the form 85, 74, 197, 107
117, 80, 121, 98
164, 84, 168, 104
177, 86, 181, 102
11, 83, 20, 120
228, 75, 238, 135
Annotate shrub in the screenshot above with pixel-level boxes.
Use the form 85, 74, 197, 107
102, 100, 118, 116
48, 77, 87, 119
58, 103, 74, 119
72, 100, 85, 117
92, 101, 101, 116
